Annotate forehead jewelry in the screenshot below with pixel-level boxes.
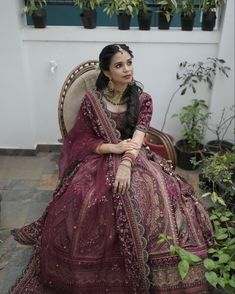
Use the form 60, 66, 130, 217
115, 44, 124, 54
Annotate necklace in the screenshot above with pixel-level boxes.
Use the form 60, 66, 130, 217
102, 88, 127, 106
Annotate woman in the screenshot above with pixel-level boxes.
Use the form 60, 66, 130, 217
11, 44, 214, 294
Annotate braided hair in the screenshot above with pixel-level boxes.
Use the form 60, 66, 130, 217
96, 44, 142, 139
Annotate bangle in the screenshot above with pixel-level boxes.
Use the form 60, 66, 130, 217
120, 162, 131, 169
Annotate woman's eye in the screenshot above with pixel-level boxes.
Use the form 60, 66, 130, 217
127, 60, 132, 65
115, 64, 121, 69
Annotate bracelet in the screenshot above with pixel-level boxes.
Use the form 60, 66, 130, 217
120, 162, 131, 169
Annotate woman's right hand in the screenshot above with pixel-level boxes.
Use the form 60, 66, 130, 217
113, 139, 140, 154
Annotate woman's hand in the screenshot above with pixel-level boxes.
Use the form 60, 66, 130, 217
113, 162, 131, 195
113, 139, 140, 154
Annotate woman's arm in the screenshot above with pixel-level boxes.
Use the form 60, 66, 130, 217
94, 140, 140, 155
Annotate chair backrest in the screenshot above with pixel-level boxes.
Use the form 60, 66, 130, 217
58, 60, 99, 139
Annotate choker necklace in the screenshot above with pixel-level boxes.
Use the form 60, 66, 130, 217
102, 88, 127, 106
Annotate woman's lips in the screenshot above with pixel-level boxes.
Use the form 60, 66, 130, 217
123, 75, 132, 79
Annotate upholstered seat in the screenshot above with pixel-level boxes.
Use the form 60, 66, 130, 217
58, 60, 177, 168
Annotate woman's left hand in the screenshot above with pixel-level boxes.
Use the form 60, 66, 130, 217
113, 163, 131, 195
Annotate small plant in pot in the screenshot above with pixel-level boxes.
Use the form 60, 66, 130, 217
199, 0, 225, 31
199, 150, 235, 211
156, 0, 178, 29
161, 57, 230, 132
73, 0, 103, 29
23, 0, 47, 28
136, 0, 152, 30
172, 99, 211, 170
206, 105, 235, 154
180, 0, 196, 31
103, 0, 138, 30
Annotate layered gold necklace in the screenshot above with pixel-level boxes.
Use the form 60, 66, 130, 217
102, 88, 127, 106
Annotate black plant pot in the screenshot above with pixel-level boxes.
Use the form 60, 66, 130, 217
32, 8, 47, 28
80, 9, 97, 29
205, 140, 234, 154
202, 11, 216, 31
175, 139, 204, 170
138, 11, 152, 30
158, 12, 172, 30
117, 13, 131, 30
181, 12, 195, 31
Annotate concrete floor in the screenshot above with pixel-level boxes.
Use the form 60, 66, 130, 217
0, 152, 219, 294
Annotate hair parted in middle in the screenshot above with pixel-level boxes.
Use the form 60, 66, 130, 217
96, 43, 143, 139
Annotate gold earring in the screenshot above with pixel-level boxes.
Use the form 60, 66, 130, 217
108, 79, 114, 92
129, 78, 135, 86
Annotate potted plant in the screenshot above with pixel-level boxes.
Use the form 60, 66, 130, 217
103, 0, 139, 30
136, 0, 152, 30
172, 99, 211, 170
23, 0, 47, 28
73, 0, 103, 29
199, 0, 225, 31
156, 0, 178, 29
161, 58, 230, 132
180, 0, 196, 31
206, 105, 235, 154
199, 150, 235, 211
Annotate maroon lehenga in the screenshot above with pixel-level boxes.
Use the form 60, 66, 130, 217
10, 91, 214, 294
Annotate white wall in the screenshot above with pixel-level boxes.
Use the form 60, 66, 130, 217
0, 0, 234, 149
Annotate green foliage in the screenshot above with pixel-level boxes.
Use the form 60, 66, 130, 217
73, 0, 103, 11
23, 0, 47, 16
180, 0, 195, 16
201, 151, 235, 206
200, 0, 225, 13
156, 0, 178, 22
161, 57, 230, 131
172, 99, 211, 149
103, 0, 140, 17
157, 234, 202, 280
204, 206, 235, 293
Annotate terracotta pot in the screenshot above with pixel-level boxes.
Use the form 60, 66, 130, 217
145, 133, 175, 160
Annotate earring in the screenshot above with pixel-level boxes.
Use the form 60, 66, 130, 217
129, 78, 135, 86
108, 78, 114, 92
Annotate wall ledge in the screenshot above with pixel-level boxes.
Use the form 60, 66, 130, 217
22, 26, 220, 44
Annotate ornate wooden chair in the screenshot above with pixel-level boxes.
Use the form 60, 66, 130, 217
58, 60, 177, 168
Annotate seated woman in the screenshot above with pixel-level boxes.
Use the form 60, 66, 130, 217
11, 44, 214, 294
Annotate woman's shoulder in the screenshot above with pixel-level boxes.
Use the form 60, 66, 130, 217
139, 91, 152, 104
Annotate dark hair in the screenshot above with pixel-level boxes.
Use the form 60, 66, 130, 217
96, 44, 142, 139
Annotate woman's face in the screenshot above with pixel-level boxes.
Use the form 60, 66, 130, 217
105, 50, 133, 89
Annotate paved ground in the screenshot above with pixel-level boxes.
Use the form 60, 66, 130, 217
0, 152, 224, 294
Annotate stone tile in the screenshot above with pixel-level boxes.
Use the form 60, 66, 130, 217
32, 190, 53, 203
5, 179, 38, 191
0, 190, 33, 202
24, 201, 48, 224
0, 155, 46, 180
37, 174, 58, 191
0, 200, 31, 228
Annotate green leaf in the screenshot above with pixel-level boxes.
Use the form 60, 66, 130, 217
208, 248, 216, 254
229, 261, 235, 269
204, 258, 215, 271
181, 87, 187, 95
211, 191, 218, 203
218, 253, 230, 264
229, 278, 235, 288
178, 260, 189, 280
217, 197, 226, 206
205, 271, 218, 288
216, 233, 228, 240
169, 245, 176, 254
